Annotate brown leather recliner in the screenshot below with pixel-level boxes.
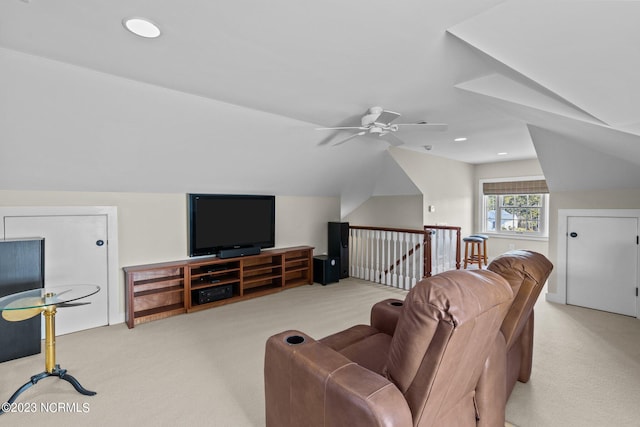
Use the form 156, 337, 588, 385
353, 250, 553, 426
264, 269, 514, 427
475, 250, 553, 427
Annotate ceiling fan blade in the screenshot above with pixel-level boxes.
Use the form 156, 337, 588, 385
381, 133, 406, 147
315, 126, 367, 130
318, 132, 339, 146
395, 122, 448, 131
333, 131, 366, 146
316, 127, 367, 146
374, 110, 401, 126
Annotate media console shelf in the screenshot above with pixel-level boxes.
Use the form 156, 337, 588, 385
124, 246, 313, 328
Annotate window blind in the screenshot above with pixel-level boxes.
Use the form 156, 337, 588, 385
482, 179, 549, 195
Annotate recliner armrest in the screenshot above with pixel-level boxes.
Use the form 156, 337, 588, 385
265, 330, 412, 427
370, 298, 404, 336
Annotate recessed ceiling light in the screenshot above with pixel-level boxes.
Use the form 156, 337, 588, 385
453, 137, 467, 142
497, 152, 508, 156
123, 18, 161, 38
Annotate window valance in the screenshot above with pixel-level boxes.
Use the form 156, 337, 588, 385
482, 179, 549, 195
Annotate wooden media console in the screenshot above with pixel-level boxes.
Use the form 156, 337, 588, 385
124, 246, 313, 328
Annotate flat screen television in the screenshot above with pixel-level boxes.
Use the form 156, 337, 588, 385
188, 194, 276, 257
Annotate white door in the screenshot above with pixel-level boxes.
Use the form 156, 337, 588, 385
566, 216, 638, 316
4, 215, 109, 335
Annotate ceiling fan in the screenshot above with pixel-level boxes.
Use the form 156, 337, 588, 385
316, 106, 447, 146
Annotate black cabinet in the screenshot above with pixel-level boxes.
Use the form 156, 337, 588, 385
0, 238, 44, 363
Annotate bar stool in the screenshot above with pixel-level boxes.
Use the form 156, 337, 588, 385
463, 236, 484, 269
470, 234, 489, 266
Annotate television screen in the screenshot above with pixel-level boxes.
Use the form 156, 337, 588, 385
188, 194, 275, 257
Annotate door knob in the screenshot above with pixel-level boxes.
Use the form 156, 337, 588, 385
569, 232, 578, 238
96, 240, 105, 246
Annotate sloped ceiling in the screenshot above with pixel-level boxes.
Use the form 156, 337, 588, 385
529, 125, 640, 191
1, 0, 638, 207
448, 0, 640, 191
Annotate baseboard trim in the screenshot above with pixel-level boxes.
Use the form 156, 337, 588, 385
545, 292, 564, 304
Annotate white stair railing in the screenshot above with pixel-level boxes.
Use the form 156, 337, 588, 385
424, 225, 461, 277
349, 226, 425, 290
348, 225, 462, 289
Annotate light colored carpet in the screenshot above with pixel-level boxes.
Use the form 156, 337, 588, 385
506, 291, 640, 427
0, 278, 638, 426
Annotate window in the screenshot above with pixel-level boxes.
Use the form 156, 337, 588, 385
481, 179, 549, 238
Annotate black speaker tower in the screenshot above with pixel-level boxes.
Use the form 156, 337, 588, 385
328, 222, 349, 279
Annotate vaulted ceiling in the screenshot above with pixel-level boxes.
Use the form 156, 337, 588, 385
1, 0, 638, 210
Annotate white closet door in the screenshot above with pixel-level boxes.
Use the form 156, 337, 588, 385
5, 215, 109, 335
566, 215, 637, 317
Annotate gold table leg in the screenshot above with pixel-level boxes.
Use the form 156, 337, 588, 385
43, 305, 56, 374
0, 303, 96, 414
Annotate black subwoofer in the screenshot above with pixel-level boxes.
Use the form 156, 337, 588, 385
313, 255, 340, 285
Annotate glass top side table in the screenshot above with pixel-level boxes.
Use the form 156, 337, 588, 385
0, 285, 100, 414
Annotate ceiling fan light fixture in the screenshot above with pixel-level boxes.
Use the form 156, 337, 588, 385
123, 17, 161, 38
319, 106, 448, 147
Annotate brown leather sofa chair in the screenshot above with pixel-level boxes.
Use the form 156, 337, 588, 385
352, 250, 553, 426
475, 250, 553, 427
264, 269, 514, 427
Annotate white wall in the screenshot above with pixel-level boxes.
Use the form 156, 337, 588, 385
338, 157, 550, 263
276, 196, 340, 254
474, 159, 548, 259
343, 195, 423, 230
389, 147, 475, 236
0, 190, 339, 319
474, 159, 544, 185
